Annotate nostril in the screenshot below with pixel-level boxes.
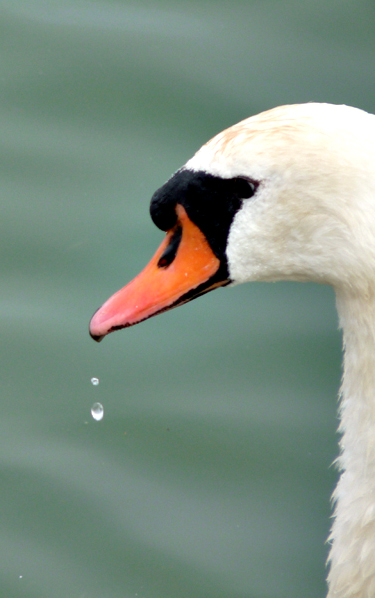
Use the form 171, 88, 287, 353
158, 225, 183, 268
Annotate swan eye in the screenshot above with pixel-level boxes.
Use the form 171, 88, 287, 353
233, 178, 257, 199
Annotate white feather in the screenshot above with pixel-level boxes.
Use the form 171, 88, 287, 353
187, 103, 375, 597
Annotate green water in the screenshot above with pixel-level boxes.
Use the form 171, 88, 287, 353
2, 1, 374, 596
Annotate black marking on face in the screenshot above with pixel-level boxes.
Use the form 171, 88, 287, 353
150, 170, 257, 273
157, 225, 182, 268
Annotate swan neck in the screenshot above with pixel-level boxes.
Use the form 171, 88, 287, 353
337, 291, 375, 413
328, 292, 375, 597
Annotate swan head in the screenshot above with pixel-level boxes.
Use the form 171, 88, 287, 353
90, 103, 375, 341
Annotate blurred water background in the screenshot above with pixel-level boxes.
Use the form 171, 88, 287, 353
2, 1, 375, 597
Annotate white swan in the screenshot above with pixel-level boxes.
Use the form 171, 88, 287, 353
90, 103, 375, 598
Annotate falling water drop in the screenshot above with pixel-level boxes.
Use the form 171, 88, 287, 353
91, 377, 99, 386
91, 402, 104, 421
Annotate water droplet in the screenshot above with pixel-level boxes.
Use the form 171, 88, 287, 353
91, 402, 104, 421
91, 377, 99, 386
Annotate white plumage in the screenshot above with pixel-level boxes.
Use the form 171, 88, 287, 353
188, 103, 375, 598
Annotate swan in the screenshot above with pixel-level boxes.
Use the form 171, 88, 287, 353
89, 103, 375, 598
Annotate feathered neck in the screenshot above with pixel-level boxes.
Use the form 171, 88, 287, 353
328, 290, 375, 597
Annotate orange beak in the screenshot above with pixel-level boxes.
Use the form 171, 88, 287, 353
89, 204, 228, 341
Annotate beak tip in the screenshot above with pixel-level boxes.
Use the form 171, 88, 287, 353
89, 311, 107, 342
90, 330, 105, 343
